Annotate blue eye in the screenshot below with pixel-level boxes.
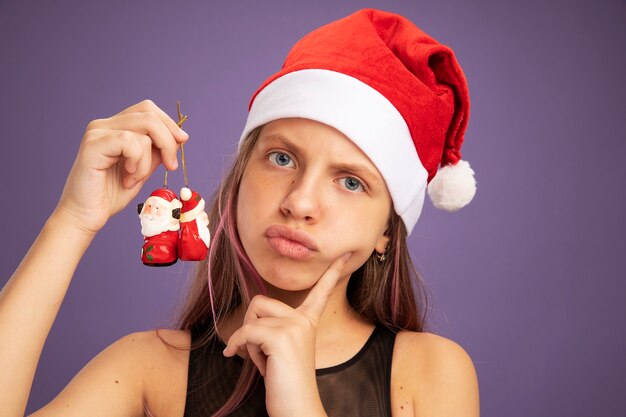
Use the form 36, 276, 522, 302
268, 152, 295, 167
340, 176, 365, 192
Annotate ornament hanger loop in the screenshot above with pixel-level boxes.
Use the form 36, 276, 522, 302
163, 101, 189, 188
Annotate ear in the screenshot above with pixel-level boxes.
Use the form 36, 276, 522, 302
374, 234, 390, 254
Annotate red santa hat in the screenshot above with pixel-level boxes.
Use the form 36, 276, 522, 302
239, 8, 476, 235
179, 187, 206, 223
150, 188, 179, 203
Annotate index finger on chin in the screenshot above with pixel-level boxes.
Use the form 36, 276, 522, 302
298, 252, 353, 320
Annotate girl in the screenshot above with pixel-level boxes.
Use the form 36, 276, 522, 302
0, 8, 479, 417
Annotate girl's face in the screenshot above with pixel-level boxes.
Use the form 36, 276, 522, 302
237, 118, 392, 292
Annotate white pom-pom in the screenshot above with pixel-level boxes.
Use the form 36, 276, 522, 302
180, 187, 192, 201
427, 160, 476, 211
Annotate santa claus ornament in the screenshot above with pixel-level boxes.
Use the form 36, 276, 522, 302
178, 186, 210, 261
137, 188, 182, 266
137, 102, 211, 266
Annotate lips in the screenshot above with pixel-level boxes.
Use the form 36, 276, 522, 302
264, 225, 319, 259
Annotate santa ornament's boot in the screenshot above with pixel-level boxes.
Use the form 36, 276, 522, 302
141, 230, 180, 266
177, 187, 210, 261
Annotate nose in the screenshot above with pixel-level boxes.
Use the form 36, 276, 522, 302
279, 174, 321, 222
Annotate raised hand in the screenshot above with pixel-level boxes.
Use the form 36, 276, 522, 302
54, 99, 189, 235
223, 252, 353, 417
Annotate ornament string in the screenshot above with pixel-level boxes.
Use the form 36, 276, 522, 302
177, 101, 189, 188
163, 101, 189, 188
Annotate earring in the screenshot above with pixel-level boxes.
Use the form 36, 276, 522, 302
376, 248, 387, 262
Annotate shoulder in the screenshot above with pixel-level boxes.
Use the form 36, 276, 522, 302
137, 329, 191, 417
87, 329, 192, 412
104, 329, 192, 417
28, 329, 190, 417
109, 327, 190, 354
100, 328, 191, 372
394, 330, 475, 370
391, 331, 480, 417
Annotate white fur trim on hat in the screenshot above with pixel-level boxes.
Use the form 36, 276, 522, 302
239, 69, 429, 234
427, 160, 476, 211
180, 198, 206, 223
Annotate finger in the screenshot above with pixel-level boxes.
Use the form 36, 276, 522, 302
246, 342, 267, 377
147, 142, 168, 178
84, 129, 153, 190
124, 145, 166, 191
243, 294, 294, 325
223, 321, 276, 357
82, 129, 146, 172
94, 112, 179, 171
123, 135, 154, 189
108, 130, 143, 176
298, 252, 353, 320
115, 99, 189, 142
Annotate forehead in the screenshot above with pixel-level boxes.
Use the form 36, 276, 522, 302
258, 118, 385, 182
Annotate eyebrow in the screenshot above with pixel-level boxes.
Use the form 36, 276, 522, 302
261, 133, 383, 186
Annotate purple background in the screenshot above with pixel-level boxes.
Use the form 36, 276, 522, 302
1, 1, 624, 416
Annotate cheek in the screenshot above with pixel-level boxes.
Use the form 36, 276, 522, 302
236, 169, 279, 260
320, 203, 390, 265
327, 203, 387, 242
237, 171, 274, 226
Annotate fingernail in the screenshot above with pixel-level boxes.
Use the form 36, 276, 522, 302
171, 159, 178, 169
179, 128, 189, 139
342, 252, 353, 262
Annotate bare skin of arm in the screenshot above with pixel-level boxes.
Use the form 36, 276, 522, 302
25, 328, 190, 417
0, 209, 97, 417
391, 331, 480, 417
0, 100, 188, 417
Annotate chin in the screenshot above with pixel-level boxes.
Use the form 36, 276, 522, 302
255, 259, 323, 292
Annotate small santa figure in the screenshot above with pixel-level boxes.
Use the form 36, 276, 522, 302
177, 187, 210, 261
137, 188, 182, 266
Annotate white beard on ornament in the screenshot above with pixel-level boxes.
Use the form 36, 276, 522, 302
141, 213, 174, 237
